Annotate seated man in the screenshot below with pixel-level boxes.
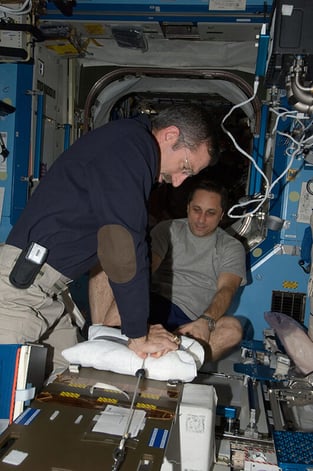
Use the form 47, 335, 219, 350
89, 180, 247, 361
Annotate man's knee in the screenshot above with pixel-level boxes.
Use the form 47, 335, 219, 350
216, 316, 243, 346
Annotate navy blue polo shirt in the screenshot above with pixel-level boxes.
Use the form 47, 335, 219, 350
7, 115, 159, 338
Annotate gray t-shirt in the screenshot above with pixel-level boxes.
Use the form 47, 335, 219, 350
151, 218, 247, 320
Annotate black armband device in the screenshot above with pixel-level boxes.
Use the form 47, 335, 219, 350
9, 242, 48, 289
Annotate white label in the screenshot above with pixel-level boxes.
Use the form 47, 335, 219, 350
209, 0, 246, 11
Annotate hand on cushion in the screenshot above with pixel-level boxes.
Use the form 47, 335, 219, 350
128, 324, 181, 359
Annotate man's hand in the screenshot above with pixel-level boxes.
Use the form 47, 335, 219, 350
128, 324, 179, 359
177, 318, 212, 344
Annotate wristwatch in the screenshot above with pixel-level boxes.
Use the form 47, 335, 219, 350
199, 313, 216, 332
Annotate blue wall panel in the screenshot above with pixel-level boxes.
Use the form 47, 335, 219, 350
234, 251, 310, 339
42, 0, 273, 22
0, 63, 33, 242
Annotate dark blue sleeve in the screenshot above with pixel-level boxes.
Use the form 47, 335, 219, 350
87, 122, 158, 338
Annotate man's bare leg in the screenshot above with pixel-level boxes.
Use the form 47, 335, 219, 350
89, 264, 121, 326
208, 316, 243, 361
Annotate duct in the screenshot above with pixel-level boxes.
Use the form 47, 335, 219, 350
83, 67, 261, 134
294, 72, 313, 94
287, 76, 313, 106
90, 76, 257, 130
286, 78, 313, 114
285, 58, 313, 114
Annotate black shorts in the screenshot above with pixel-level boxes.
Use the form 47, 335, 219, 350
149, 293, 191, 331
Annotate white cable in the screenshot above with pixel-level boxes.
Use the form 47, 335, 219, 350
269, 107, 312, 137
0, 0, 31, 13
0, 0, 32, 15
221, 78, 271, 218
223, 93, 311, 219
269, 133, 299, 192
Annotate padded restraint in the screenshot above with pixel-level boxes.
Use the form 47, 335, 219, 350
97, 224, 136, 283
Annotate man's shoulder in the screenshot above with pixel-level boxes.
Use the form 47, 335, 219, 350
152, 218, 188, 239
155, 218, 187, 229
172, 217, 188, 226
216, 227, 245, 249
170, 218, 189, 233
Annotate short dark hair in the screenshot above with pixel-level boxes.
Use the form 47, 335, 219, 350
187, 180, 229, 212
150, 104, 219, 166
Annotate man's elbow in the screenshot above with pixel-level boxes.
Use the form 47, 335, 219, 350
97, 224, 137, 283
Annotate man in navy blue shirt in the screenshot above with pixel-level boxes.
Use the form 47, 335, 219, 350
0, 104, 219, 371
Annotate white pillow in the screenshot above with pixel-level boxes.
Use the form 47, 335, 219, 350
62, 325, 205, 382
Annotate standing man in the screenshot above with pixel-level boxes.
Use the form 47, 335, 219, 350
150, 180, 246, 360
0, 105, 219, 371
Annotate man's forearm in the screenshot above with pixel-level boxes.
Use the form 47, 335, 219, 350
202, 285, 237, 321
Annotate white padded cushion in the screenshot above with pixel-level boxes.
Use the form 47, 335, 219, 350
62, 325, 205, 382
